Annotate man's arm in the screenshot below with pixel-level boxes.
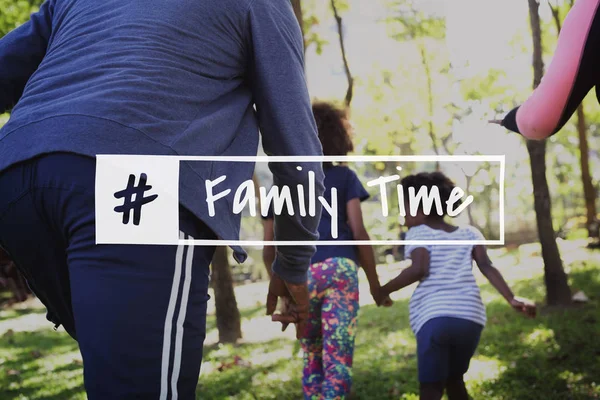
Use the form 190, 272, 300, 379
0, 0, 55, 113
246, 0, 325, 285
501, 0, 600, 140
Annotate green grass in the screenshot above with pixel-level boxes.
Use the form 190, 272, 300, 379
1, 259, 599, 399
0, 328, 83, 400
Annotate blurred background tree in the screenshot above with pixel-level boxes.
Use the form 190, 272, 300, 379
525, 0, 571, 306
211, 247, 242, 344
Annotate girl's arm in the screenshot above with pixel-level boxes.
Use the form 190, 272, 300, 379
473, 245, 536, 317
381, 247, 429, 295
347, 198, 390, 306
472, 245, 514, 302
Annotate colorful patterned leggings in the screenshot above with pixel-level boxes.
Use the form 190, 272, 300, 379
301, 257, 360, 400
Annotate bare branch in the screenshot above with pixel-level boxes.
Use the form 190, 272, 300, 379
330, 0, 354, 107
290, 0, 306, 54
418, 43, 440, 169
547, 0, 562, 33
528, 0, 544, 87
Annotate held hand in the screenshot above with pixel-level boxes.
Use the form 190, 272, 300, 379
380, 295, 394, 307
370, 285, 382, 306
510, 296, 537, 318
371, 286, 393, 307
266, 273, 309, 339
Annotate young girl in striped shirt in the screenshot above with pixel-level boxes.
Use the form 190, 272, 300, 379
381, 171, 536, 400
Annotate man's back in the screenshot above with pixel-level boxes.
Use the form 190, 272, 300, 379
4, 0, 254, 156
0, 0, 325, 273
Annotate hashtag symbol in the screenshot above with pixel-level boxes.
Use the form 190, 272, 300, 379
113, 173, 159, 226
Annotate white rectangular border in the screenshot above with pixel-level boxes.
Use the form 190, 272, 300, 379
174, 155, 505, 246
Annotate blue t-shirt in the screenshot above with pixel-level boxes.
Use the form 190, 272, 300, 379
265, 165, 369, 265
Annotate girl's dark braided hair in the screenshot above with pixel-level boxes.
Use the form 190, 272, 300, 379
400, 171, 460, 218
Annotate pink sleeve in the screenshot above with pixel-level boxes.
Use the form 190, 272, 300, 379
503, 0, 600, 139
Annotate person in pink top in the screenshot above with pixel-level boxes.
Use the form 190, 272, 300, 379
494, 0, 600, 139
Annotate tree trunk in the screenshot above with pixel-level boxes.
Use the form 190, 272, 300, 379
526, 141, 572, 305
549, 1, 598, 239
527, 0, 572, 306
561, 194, 568, 226
211, 246, 242, 343
290, 0, 306, 54
419, 44, 440, 171
465, 174, 475, 226
484, 188, 494, 239
576, 104, 598, 238
330, 0, 354, 107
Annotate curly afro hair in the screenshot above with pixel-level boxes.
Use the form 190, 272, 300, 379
312, 102, 354, 157
400, 171, 461, 218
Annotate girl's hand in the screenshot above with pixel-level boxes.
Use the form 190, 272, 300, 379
380, 295, 393, 307
510, 296, 537, 318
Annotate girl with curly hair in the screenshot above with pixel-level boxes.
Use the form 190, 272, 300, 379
380, 171, 537, 400
264, 101, 391, 399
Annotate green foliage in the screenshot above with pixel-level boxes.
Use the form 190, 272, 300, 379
460, 69, 513, 108
302, 0, 350, 56
385, 0, 446, 41
0, 0, 44, 38
304, 14, 329, 55
331, 0, 350, 14
0, 0, 44, 127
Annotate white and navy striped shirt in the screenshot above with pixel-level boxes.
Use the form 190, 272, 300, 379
405, 224, 487, 335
